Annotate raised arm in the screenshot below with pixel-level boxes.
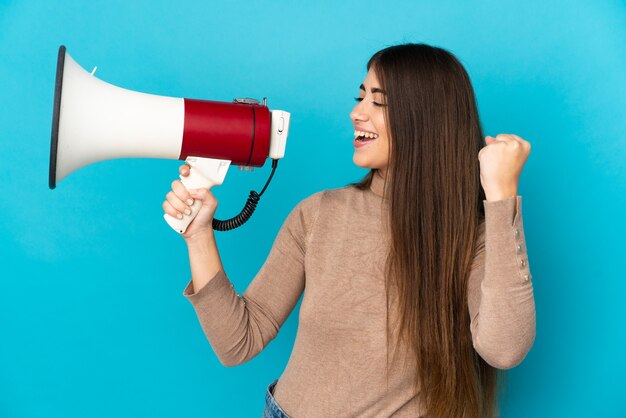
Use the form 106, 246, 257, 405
467, 195, 536, 369
182, 191, 324, 367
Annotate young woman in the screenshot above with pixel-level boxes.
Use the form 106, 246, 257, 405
163, 43, 536, 418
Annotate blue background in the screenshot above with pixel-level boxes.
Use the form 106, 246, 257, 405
1, 0, 625, 417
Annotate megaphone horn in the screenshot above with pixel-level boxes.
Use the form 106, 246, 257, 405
49, 45, 291, 233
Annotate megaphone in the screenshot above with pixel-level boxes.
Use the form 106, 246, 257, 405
49, 45, 291, 233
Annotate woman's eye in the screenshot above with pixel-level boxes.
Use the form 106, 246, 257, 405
354, 97, 385, 107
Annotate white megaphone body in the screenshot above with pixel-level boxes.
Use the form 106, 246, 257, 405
49, 45, 291, 233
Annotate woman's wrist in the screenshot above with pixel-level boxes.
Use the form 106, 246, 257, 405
484, 189, 518, 202
184, 229, 215, 247
483, 183, 518, 202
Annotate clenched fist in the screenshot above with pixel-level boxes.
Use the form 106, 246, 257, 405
478, 134, 531, 201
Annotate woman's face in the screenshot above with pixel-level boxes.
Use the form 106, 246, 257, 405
350, 67, 390, 176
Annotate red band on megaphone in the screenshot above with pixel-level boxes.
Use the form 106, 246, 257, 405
180, 99, 271, 167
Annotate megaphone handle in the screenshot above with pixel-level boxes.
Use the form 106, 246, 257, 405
163, 157, 230, 234
163, 181, 216, 235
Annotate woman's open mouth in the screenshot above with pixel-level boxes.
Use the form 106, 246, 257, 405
353, 130, 378, 148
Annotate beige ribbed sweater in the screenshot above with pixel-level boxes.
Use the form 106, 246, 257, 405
182, 172, 536, 417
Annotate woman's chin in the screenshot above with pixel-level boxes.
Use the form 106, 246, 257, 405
352, 154, 377, 169
352, 155, 369, 169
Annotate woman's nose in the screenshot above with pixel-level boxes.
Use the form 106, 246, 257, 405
350, 103, 368, 123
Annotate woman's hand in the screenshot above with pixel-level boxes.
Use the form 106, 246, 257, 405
478, 133, 531, 201
162, 163, 219, 241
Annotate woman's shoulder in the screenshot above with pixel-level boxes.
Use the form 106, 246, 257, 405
299, 182, 361, 203
309, 183, 366, 207
289, 184, 361, 218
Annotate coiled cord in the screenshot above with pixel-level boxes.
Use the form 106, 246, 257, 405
212, 159, 278, 231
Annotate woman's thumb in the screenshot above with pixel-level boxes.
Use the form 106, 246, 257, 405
188, 188, 212, 201
188, 188, 202, 198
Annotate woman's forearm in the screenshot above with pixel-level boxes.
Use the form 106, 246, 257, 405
185, 231, 225, 294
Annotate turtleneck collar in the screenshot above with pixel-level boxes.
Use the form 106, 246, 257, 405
369, 170, 388, 199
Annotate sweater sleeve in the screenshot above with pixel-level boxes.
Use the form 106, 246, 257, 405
181, 191, 324, 367
467, 195, 536, 370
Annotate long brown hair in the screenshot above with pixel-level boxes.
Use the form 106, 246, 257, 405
351, 43, 505, 417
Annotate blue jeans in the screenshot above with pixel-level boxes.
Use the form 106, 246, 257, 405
263, 378, 291, 418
